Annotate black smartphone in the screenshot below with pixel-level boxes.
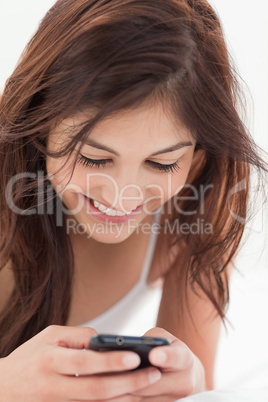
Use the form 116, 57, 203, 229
88, 334, 171, 369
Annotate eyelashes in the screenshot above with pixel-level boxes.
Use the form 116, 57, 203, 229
77, 154, 181, 174
78, 155, 108, 169
146, 160, 181, 174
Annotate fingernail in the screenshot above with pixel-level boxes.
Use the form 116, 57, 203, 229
148, 368, 162, 384
122, 353, 141, 368
153, 350, 167, 365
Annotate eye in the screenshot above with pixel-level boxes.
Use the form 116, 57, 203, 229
146, 160, 181, 174
78, 154, 181, 174
78, 154, 110, 168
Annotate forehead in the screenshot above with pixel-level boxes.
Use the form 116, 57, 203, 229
49, 103, 194, 155
62, 104, 193, 142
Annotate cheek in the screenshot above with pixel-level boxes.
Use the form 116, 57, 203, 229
161, 156, 195, 203
70, 164, 105, 193
67, 164, 86, 190
46, 155, 77, 196
159, 172, 188, 205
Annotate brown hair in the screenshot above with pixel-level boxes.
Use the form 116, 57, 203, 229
0, 0, 266, 357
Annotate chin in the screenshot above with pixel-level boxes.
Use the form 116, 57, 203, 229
88, 229, 136, 244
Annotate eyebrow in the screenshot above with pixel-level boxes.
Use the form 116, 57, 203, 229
83, 138, 193, 157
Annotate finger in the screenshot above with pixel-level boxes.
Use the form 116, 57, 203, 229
95, 395, 173, 402
70, 395, 141, 402
143, 327, 193, 371
143, 327, 176, 342
57, 367, 162, 400
88, 395, 140, 402
42, 325, 97, 350
132, 369, 195, 398
149, 341, 193, 371
51, 347, 142, 375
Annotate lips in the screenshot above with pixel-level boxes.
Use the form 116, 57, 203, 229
81, 194, 143, 223
87, 196, 142, 214
90, 198, 127, 213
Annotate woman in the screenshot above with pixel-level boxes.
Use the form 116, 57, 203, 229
0, 0, 266, 400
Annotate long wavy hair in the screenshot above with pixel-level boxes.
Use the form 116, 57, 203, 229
0, 0, 266, 357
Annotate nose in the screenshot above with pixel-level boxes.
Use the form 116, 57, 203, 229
101, 171, 145, 212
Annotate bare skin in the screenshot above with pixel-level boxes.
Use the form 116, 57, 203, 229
46, 104, 196, 326
0, 105, 218, 401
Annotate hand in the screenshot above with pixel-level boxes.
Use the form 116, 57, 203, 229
0, 325, 162, 402
128, 327, 207, 402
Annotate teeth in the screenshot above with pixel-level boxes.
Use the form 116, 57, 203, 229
115, 211, 127, 216
92, 199, 133, 216
98, 204, 107, 213
105, 208, 116, 216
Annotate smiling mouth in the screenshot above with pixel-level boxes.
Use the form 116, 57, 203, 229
83, 195, 143, 219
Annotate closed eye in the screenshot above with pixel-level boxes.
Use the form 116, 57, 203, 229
146, 160, 181, 174
77, 154, 181, 174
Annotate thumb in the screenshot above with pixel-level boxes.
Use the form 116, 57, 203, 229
143, 327, 175, 341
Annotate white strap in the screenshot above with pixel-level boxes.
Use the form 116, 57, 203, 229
139, 207, 162, 283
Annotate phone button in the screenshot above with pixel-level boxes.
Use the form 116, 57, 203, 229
115, 336, 125, 345
143, 337, 156, 345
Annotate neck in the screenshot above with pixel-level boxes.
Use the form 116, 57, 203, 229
69, 213, 154, 276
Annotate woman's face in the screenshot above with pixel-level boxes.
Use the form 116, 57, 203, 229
46, 104, 196, 243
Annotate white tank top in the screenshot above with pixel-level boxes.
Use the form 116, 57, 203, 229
78, 208, 163, 336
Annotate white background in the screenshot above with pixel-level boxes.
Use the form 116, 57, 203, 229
208, 0, 268, 390
0, 0, 267, 391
